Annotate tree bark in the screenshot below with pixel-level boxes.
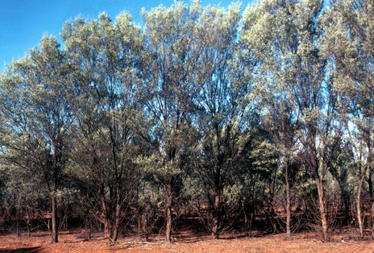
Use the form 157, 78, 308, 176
285, 165, 291, 239
26, 219, 31, 237
341, 188, 350, 224
165, 179, 173, 242
244, 212, 248, 233
51, 193, 58, 243
47, 218, 51, 236
212, 166, 221, 239
212, 190, 221, 239
100, 195, 112, 240
316, 178, 328, 242
367, 163, 374, 239
367, 145, 373, 239
357, 175, 365, 238
371, 199, 374, 239
137, 214, 141, 235
104, 218, 111, 239
112, 199, 121, 241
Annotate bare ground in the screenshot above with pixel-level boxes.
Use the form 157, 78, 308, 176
1, 229, 374, 253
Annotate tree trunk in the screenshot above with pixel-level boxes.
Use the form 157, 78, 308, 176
285, 165, 291, 239
142, 213, 149, 241
316, 178, 328, 242
244, 212, 248, 233
212, 166, 221, 239
165, 179, 173, 242
367, 168, 374, 239
212, 190, 221, 239
16, 219, 20, 237
101, 195, 112, 240
371, 200, 374, 239
357, 176, 365, 238
367, 146, 373, 239
51, 193, 58, 243
47, 218, 51, 236
341, 190, 350, 224
137, 213, 142, 235
104, 218, 111, 239
112, 201, 121, 242
26, 220, 31, 237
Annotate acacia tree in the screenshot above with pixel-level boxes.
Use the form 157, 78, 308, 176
289, 0, 341, 241
0, 36, 73, 243
139, 1, 203, 242
0, 160, 49, 237
322, 0, 374, 238
328, 141, 356, 223
189, 3, 255, 239
61, 12, 144, 242
243, 0, 341, 241
2, 0, 374, 243
241, 0, 302, 237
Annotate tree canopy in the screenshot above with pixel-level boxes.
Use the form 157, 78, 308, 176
0, 0, 373, 243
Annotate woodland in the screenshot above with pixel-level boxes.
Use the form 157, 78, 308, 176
0, 0, 373, 245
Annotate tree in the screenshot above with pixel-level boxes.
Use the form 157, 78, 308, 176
61, 12, 143, 242
139, 1, 203, 242
241, 0, 302, 237
1, 0, 373, 243
190, 3, 254, 239
0, 159, 49, 237
328, 141, 356, 224
0, 36, 73, 243
243, 0, 341, 241
322, 0, 374, 237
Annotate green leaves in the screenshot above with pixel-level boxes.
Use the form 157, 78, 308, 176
0, 0, 372, 240
322, 0, 374, 118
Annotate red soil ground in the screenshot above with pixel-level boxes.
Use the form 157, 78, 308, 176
1, 229, 374, 252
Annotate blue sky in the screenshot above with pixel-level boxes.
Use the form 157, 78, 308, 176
0, 0, 253, 72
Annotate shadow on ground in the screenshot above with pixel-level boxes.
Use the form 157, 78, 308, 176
0, 246, 41, 253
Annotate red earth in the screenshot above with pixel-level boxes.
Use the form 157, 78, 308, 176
1, 229, 374, 252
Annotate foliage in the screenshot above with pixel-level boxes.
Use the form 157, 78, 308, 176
0, 0, 372, 243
